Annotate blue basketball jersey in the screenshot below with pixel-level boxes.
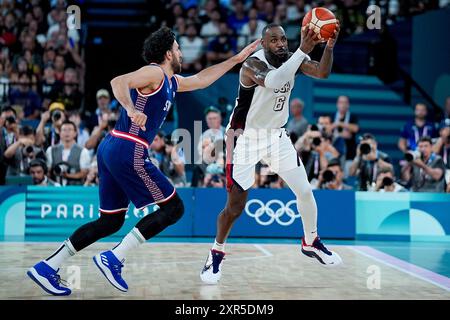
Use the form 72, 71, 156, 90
114, 65, 179, 145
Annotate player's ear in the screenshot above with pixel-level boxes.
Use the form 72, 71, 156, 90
165, 50, 172, 62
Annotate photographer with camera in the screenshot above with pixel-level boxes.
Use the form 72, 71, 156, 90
256, 162, 284, 189
161, 135, 187, 187
432, 121, 450, 192
317, 158, 353, 190
398, 103, 437, 153
84, 111, 118, 151
401, 136, 446, 192
28, 159, 60, 186
3, 125, 46, 176
296, 123, 339, 185
349, 133, 393, 191
35, 102, 66, 149
46, 120, 91, 186
1, 106, 19, 184
375, 167, 407, 192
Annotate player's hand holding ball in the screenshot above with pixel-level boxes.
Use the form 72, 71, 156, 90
127, 109, 147, 131
302, 7, 340, 49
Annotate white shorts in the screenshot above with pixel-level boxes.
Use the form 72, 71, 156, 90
225, 128, 302, 191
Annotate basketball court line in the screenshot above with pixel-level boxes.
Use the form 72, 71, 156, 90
349, 245, 450, 291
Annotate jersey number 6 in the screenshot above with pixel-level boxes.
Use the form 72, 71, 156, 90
274, 96, 286, 112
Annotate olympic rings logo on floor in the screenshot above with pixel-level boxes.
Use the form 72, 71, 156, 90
244, 199, 301, 226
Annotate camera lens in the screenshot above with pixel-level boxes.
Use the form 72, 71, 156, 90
322, 169, 335, 183
404, 152, 414, 162
360, 143, 371, 155
310, 124, 319, 131
312, 137, 321, 146
5, 116, 16, 124
337, 127, 343, 133
52, 111, 61, 121
54, 165, 61, 175
25, 145, 34, 154
382, 177, 394, 187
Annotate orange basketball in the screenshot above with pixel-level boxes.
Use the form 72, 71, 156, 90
302, 7, 337, 42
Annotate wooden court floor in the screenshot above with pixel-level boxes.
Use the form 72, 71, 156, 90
0, 242, 449, 300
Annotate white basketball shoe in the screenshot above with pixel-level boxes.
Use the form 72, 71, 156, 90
200, 249, 225, 284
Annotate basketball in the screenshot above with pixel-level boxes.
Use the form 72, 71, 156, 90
302, 7, 338, 42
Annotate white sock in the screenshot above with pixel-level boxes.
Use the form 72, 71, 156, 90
277, 166, 318, 246
44, 239, 77, 271
212, 239, 225, 253
111, 228, 146, 261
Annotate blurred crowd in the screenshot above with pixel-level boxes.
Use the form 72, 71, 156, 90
0, 0, 448, 192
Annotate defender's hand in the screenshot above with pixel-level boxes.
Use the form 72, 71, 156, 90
127, 109, 147, 131
232, 39, 261, 64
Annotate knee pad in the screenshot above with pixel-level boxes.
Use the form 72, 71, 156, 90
159, 193, 185, 225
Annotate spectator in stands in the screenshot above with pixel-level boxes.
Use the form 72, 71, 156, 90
255, 162, 284, 189
0, 106, 19, 148
206, 22, 236, 65
374, 167, 407, 192
440, 96, 450, 124
84, 111, 117, 151
286, 98, 308, 142
227, 0, 248, 33
36, 102, 66, 149
40, 64, 62, 109
317, 114, 346, 162
53, 54, 65, 81
68, 110, 89, 148
317, 158, 353, 190
432, 122, 450, 191
28, 159, 60, 186
84, 162, 99, 187
296, 124, 338, 186
401, 136, 446, 192
0, 11, 18, 48
202, 138, 226, 188
332, 95, 359, 174
274, 3, 288, 25
286, 0, 311, 22
53, 68, 82, 112
237, 17, 266, 50
149, 131, 166, 167
3, 125, 46, 176
179, 24, 204, 73
200, 9, 221, 38
197, 106, 225, 160
46, 120, 90, 186
9, 72, 41, 119
161, 136, 187, 187
398, 102, 437, 153
349, 133, 393, 191
43, 47, 57, 67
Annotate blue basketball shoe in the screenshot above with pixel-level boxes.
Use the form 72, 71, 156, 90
301, 237, 343, 267
93, 250, 128, 292
27, 261, 71, 296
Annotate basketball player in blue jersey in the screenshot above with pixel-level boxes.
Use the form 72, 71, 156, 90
27, 27, 259, 296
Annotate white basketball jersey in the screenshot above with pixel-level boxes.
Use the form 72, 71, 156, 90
227, 49, 298, 131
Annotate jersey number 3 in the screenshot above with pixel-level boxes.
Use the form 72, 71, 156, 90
274, 96, 286, 112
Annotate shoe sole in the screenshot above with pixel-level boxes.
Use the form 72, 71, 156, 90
93, 255, 128, 292
200, 270, 221, 285
27, 268, 71, 296
301, 249, 342, 268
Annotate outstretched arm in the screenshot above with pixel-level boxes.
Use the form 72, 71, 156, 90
175, 39, 260, 92
299, 21, 340, 79
110, 65, 164, 131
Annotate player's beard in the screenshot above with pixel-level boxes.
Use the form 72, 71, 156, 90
265, 49, 289, 68
171, 55, 182, 74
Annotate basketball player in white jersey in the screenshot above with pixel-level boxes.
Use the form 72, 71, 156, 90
201, 23, 343, 284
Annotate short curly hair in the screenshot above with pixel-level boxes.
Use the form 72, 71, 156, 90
142, 27, 176, 64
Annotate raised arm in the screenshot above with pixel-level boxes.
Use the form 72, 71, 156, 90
175, 39, 260, 92
110, 65, 164, 130
240, 27, 321, 88
299, 21, 340, 79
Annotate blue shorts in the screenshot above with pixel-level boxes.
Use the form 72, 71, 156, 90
97, 132, 175, 214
